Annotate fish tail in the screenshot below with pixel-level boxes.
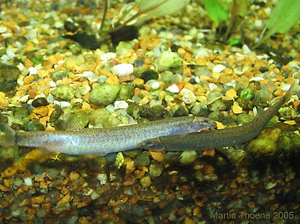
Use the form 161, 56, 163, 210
0, 123, 16, 147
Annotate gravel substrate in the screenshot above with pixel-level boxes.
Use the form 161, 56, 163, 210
0, 0, 300, 223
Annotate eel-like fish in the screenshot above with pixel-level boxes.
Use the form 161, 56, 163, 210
0, 116, 215, 155
138, 84, 295, 151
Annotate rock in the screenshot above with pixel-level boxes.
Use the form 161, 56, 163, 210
50, 70, 69, 82
158, 51, 183, 72
66, 111, 89, 130
180, 88, 197, 104
179, 151, 198, 164
118, 84, 134, 101
112, 63, 134, 77
89, 83, 120, 106
0, 64, 20, 92
51, 85, 75, 101
134, 151, 150, 166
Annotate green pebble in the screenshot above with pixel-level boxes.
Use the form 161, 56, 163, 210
88, 108, 110, 126
164, 95, 173, 103
236, 97, 254, 110
159, 71, 173, 84
89, 83, 120, 106
236, 113, 254, 125
126, 103, 142, 119
51, 85, 75, 101
66, 111, 89, 130
149, 162, 164, 177
114, 152, 124, 169
208, 111, 224, 122
98, 75, 107, 83
240, 88, 255, 100
27, 121, 45, 131
116, 40, 136, 54
118, 84, 134, 100
158, 51, 183, 72
278, 107, 295, 120
277, 131, 300, 152
134, 151, 150, 166
171, 104, 189, 116
208, 99, 231, 111
31, 56, 44, 66
140, 105, 171, 120
179, 151, 197, 165
50, 70, 69, 82
0, 63, 21, 92
49, 105, 64, 123
54, 112, 71, 130
246, 138, 277, 159
191, 103, 209, 117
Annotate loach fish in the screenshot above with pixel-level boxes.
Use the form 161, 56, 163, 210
0, 116, 216, 155
138, 84, 295, 151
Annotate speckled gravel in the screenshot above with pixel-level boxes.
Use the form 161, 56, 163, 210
0, 0, 300, 223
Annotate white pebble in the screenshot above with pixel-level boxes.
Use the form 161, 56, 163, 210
28, 67, 37, 75
49, 81, 56, 87
114, 100, 128, 109
24, 177, 32, 186
100, 52, 117, 62
112, 63, 134, 77
146, 79, 160, 90
0, 26, 7, 33
167, 84, 180, 93
97, 173, 108, 185
212, 64, 226, 73
180, 88, 197, 104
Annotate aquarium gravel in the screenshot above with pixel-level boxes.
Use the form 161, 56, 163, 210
0, 0, 300, 223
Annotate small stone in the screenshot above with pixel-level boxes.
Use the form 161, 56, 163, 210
180, 88, 197, 104
140, 176, 151, 188
167, 84, 180, 93
134, 151, 150, 166
118, 84, 134, 100
97, 173, 108, 185
232, 103, 243, 114
149, 162, 164, 177
0, 92, 9, 109
32, 97, 49, 107
179, 151, 197, 165
89, 83, 120, 106
51, 70, 69, 82
212, 64, 226, 73
51, 85, 75, 101
27, 121, 45, 131
23, 75, 35, 85
158, 51, 183, 72
33, 106, 49, 117
112, 63, 134, 77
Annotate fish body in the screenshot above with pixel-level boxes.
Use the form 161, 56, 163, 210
138, 84, 295, 151
0, 116, 215, 155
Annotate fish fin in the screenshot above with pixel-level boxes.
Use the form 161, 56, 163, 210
0, 123, 16, 147
138, 137, 165, 150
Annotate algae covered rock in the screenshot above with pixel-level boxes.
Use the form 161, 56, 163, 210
0, 63, 21, 92
89, 83, 120, 106
66, 111, 89, 130
118, 84, 134, 101
51, 85, 75, 101
50, 70, 69, 82
158, 51, 183, 72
